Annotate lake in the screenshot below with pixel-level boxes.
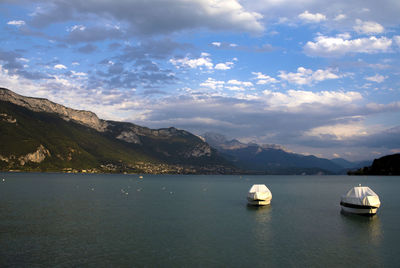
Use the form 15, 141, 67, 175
1, 173, 399, 267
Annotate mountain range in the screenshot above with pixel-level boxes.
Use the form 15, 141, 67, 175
0, 87, 370, 174
202, 132, 369, 174
0, 87, 235, 174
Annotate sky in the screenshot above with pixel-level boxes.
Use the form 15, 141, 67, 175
0, 0, 400, 161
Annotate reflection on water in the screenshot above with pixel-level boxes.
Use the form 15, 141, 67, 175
340, 212, 382, 246
247, 205, 272, 248
246, 204, 272, 223
338, 211, 384, 266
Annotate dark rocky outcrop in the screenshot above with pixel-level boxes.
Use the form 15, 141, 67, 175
348, 154, 400, 175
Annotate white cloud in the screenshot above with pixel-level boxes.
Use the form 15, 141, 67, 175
304, 35, 392, 57
7, 20, 26, 27
200, 78, 224, 90
306, 123, 369, 140
298, 11, 326, 23
225, 86, 245, 91
54, 64, 67, 70
170, 54, 213, 70
200, 78, 253, 91
171, 54, 235, 71
262, 89, 363, 109
252, 72, 278, 84
215, 62, 234, 70
278, 67, 339, 85
353, 19, 384, 35
227, 80, 253, 87
365, 74, 387, 83
211, 42, 221, 47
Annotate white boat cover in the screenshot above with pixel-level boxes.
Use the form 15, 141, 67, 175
248, 184, 272, 200
341, 186, 381, 207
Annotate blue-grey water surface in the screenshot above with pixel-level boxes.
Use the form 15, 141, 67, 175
1, 173, 399, 267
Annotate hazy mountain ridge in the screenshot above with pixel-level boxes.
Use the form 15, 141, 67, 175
202, 132, 365, 174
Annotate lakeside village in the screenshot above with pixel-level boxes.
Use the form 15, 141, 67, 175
57, 162, 234, 175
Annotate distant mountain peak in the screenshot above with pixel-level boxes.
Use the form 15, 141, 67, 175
202, 132, 228, 143
203, 132, 287, 152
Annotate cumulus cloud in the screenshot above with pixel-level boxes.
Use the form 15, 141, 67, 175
252, 72, 278, 84
29, 0, 264, 35
278, 67, 340, 85
306, 123, 369, 141
304, 35, 392, 57
262, 90, 362, 109
170, 53, 235, 71
353, 19, 384, 35
199, 78, 253, 91
233, 80, 252, 88
214, 62, 234, 70
298, 10, 326, 23
244, 0, 400, 30
365, 74, 387, 83
200, 78, 225, 90
170, 53, 213, 70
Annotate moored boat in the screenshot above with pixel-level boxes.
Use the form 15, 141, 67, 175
247, 184, 272, 206
340, 185, 381, 215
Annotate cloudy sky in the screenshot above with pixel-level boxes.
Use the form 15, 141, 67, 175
1, 0, 400, 161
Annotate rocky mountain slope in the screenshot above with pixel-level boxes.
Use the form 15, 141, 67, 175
0, 88, 236, 174
0, 88, 108, 132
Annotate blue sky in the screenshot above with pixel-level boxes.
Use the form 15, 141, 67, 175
1, 0, 399, 161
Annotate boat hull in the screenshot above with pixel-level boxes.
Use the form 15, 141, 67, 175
340, 202, 378, 215
247, 197, 271, 206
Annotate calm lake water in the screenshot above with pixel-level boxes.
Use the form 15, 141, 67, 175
0, 173, 399, 267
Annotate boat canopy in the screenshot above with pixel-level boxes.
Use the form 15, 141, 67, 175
249, 184, 271, 194
248, 184, 272, 200
341, 186, 380, 207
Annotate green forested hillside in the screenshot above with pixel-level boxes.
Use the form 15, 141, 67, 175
0, 100, 233, 174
